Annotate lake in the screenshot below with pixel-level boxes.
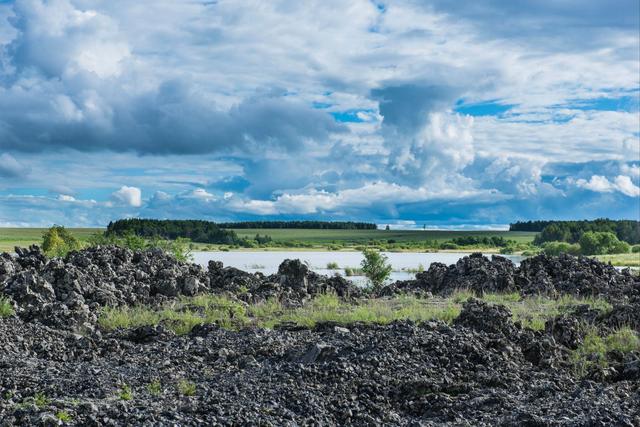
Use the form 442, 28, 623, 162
192, 251, 524, 284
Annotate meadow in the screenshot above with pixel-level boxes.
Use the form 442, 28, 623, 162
0, 227, 537, 253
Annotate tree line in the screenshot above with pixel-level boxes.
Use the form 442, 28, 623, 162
510, 219, 640, 245
106, 219, 239, 244
217, 221, 377, 230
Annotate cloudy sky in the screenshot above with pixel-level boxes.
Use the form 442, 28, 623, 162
0, 0, 638, 228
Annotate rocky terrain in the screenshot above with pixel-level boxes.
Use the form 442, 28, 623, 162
0, 246, 639, 425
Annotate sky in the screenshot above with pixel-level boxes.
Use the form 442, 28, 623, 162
0, 0, 638, 228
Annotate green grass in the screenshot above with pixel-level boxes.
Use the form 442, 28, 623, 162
177, 380, 197, 397
146, 379, 162, 396
571, 327, 640, 377
0, 228, 102, 253
0, 297, 15, 317
97, 291, 612, 335
118, 384, 133, 401
56, 411, 72, 422
595, 252, 640, 267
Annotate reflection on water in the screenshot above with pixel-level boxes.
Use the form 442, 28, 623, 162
192, 251, 524, 285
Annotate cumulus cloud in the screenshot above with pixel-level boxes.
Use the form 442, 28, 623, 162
111, 186, 142, 207
576, 175, 640, 197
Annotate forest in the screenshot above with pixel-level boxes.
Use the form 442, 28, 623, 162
510, 219, 640, 244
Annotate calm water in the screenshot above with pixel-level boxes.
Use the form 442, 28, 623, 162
192, 251, 524, 284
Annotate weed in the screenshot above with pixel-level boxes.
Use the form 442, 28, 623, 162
326, 262, 339, 269
0, 297, 15, 318
146, 379, 162, 396
119, 384, 133, 401
178, 380, 196, 396
33, 392, 49, 408
56, 411, 72, 422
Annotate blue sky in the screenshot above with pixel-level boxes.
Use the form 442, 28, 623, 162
0, 0, 638, 228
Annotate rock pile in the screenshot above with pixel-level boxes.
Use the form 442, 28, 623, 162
0, 246, 362, 330
0, 301, 637, 425
382, 252, 639, 301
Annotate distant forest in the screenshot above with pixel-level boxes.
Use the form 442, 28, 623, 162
106, 219, 239, 244
217, 221, 377, 230
510, 219, 640, 245
106, 219, 377, 244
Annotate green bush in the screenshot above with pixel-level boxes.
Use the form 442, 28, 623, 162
579, 231, 629, 255
360, 249, 392, 290
632, 245, 640, 253
42, 225, 82, 258
542, 241, 581, 256
0, 297, 15, 318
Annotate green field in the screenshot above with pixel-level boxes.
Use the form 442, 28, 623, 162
0, 227, 537, 253
0, 228, 101, 253
233, 229, 537, 244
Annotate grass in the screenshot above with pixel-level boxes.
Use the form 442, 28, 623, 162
98, 291, 614, 335
56, 411, 72, 422
0, 297, 14, 317
0, 227, 537, 253
326, 261, 340, 269
119, 384, 133, 401
0, 228, 101, 253
177, 380, 197, 397
571, 327, 640, 377
146, 380, 162, 396
595, 252, 640, 267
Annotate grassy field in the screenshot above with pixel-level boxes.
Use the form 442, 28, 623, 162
595, 253, 640, 267
0, 228, 101, 253
232, 228, 536, 244
0, 227, 537, 253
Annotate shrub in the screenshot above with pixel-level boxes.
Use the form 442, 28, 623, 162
146, 380, 162, 396
579, 231, 628, 255
119, 384, 133, 401
0, 297, 15, 318
42, 225, 82, 258
360, 249, 392, 290
542, 241, 581, 256
632, 245, 640, 253
56, 411, 72, 422
326, 262, 339, 269
178, 380, 196, 396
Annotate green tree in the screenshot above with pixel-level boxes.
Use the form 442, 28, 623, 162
360, 249, 392, 291
579, 231, 629, 255
42, 225, 82, 257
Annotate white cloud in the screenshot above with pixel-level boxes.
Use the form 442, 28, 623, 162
0, 153, 30, 178
576, 174, 640, 197
111, 186, 142, 207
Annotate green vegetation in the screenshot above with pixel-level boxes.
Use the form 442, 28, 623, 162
41, 225, 82, 258
0, 297, 15, 317
177, 380, 197, 397
541, 241, 581, 256
571, 327, 640, 377
513, 219, 640, 245
326, 261, 339, 269
218, 220, 377, 230
106, 219, 239, 244
578, 231, 630, 255
119, 384, 133, 401
146, 380, 162, 396
56, 411, 73, 422
33, 392, 50, 408
97, 291, 613, 335
360, 249, 393, 290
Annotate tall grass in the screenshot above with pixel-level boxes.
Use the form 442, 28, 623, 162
0, 297, 15, 318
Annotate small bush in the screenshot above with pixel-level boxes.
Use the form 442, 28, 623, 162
146, 379, 162, 396
119, 384, 133, 401
178, 380, 196, 396
542, 241, 581, 256
33, 392, 50, 408
56, 411, 72, 422
632, 245, 640, 253
326, 262, 339, 269
0, 297, 15, 318
360, 249, 392, 291
42, 225, 82, 258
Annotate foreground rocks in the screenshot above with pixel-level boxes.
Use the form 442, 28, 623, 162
0, 301, 638, 426
1, 246, 361, 330
1, 246, 639, 425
